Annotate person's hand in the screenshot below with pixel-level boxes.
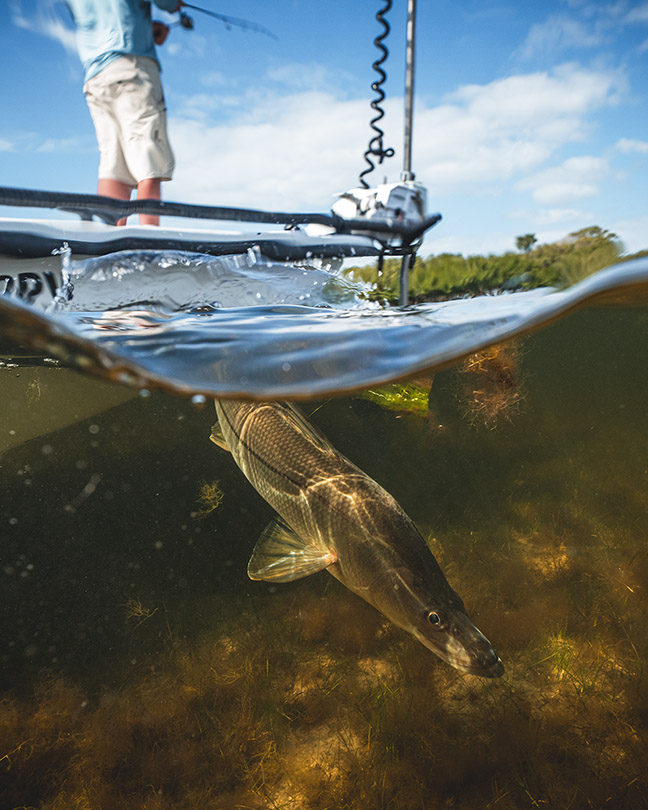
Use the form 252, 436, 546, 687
153, 21, 170, 45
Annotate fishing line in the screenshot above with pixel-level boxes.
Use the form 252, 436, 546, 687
180, 3, 277, 40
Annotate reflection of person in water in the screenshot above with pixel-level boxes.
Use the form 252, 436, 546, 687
65, 0, 183, 226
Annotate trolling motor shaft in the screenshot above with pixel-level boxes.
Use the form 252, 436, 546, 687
402, 0, 417, 183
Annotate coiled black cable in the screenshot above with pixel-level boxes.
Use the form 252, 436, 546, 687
359, 0, 396, 189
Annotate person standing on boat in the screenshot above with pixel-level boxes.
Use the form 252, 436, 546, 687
65, 0, 183, 226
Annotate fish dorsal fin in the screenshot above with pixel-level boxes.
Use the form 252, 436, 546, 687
248, 518, 337, 582
279, 402, 337, 453
210, 421, 230, 452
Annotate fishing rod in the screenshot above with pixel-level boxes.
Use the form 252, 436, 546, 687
178, 3, 278, 40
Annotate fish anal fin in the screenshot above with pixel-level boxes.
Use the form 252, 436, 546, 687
210, 421, 230, 452
248, 518, 337, 583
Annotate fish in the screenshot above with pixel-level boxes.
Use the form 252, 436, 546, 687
211, 399, 504, 678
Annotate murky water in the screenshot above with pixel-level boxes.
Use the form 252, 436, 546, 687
1, 254, 648, 808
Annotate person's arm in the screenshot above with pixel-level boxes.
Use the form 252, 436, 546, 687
152, 0, 184, 45
152, 20, 170, 45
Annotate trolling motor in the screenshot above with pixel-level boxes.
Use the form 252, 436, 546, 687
331, 0, 438, 305
332, 181, 428, 232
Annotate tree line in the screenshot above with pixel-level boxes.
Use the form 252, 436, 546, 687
344, 227, 647, 302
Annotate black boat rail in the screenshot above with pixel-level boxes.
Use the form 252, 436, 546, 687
0, 186, 440, 249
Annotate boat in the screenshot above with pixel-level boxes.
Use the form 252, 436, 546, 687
0, 183, 439, 310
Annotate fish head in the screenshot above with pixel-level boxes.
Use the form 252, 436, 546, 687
364, 564, 504, 678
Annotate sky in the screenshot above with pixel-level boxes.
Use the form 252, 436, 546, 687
1, 0, 647, 257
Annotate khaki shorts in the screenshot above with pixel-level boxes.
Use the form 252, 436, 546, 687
84, 55, 175, 187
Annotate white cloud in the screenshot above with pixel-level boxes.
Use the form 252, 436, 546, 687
517, 2, 648, 61
615, 137, 648, 154
395, 64, 620, 192
0, 139, 14, 151
609, 213, 648, 253
517, 15, 605, 60
200, 71, 231, 89
428, 232, 516, 257
36, 136, 87, 153
168, 63, 622, 212
170, 90, 371, 210
515, 156, 608, 204
509, 208, 587, 225
10, 0, 77, 56
446, 63, 617, 125
625, 4, 648, 23
266, 63, 339, 91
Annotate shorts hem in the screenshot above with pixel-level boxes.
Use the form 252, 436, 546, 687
98, 175, 137, 189
98, 173, 173, 185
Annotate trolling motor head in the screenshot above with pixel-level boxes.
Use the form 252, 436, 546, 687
332, 181, 428, 230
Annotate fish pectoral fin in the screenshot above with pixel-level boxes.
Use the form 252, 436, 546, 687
209, 421, 230, 452
248, 518, 337, 583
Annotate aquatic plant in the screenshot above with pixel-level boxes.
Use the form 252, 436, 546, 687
454, 341, 524, 429
193, 479, 225, 519
124, 597, 158, 628
355, 380, 432, 417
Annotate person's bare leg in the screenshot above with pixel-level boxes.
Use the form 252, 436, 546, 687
97, 178, 131, 226
137, 178, 162, 226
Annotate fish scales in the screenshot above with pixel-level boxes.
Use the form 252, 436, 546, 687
215, 399, 382, 545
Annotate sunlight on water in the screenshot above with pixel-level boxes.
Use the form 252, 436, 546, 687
1, 251, 648, 809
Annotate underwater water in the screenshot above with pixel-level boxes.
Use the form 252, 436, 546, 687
1, 253, 648, 809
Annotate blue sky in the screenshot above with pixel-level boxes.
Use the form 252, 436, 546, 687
1, 0, 648, 256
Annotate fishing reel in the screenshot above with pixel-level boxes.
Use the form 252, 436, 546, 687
179, 11, 195, 30
169, 11, 194, 30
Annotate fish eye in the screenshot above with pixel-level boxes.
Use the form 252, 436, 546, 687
427, 610, 442, 626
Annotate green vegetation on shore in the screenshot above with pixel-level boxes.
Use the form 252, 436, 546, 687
345, 226, 645, 302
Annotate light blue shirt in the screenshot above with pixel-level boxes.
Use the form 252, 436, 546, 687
65, 0, 178, 82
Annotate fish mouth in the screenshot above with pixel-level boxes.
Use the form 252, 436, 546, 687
460, 656, 505, 679
413, 629, 505, 679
